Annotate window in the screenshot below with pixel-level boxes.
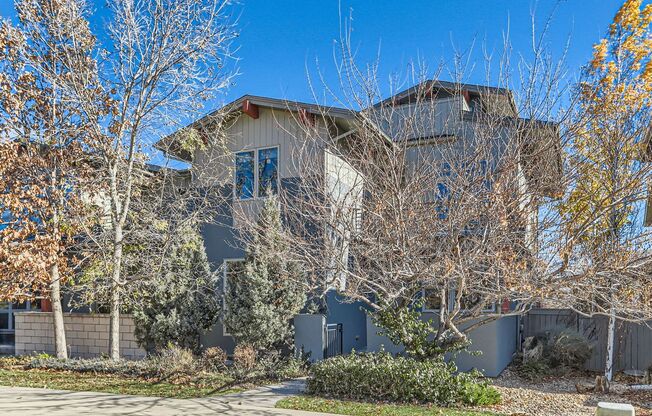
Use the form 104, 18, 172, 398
422, 288, 444, 312
234, 147, 279, 199
235, 151, 254, 200
458, 290, 496, 313
463, 160, 492, 191
0, 209, 10, 231
258, 147, 278, 197
436, 162, 451, 219
222, 258, 245, 335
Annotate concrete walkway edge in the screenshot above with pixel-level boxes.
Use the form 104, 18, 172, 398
0, 384, 327, 416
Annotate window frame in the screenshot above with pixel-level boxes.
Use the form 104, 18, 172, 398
421, 288, 496, 313
234, 150, 255, 200
421, 287, 448, 313
454, 289, 497, 313
222, 257, 245, 336
233, 145, 280, 201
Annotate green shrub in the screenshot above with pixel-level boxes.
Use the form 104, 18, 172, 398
256, 353, 308, 380
373, 305, 469, 360
132, 228, 221, 354
306, 352, 500, 407
461, 380, 502, 406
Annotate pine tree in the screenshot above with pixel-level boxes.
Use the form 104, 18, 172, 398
224, 196, 306, 352
132, 227, 220, 354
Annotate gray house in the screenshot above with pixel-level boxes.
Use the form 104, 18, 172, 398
156, 81, 561, 377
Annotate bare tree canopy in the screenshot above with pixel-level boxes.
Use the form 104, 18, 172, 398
229, 6, 652, 356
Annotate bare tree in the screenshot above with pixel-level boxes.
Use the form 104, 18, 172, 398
555, 0, 652, 381
235, 10, 652, 359
0, 0, 106, 358
68, 0, 238, 359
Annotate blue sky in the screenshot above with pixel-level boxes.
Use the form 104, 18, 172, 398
0, 0, 630, 106
0, 0, 633, 164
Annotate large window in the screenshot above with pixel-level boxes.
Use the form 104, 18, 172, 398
0, 300, 39, 345
234, 147, 279, 199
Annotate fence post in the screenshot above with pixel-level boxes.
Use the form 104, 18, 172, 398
294, 314, 326, 362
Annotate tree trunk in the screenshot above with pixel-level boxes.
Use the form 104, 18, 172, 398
109, 227, 123, 361
50, 263, 68, 359
605, 308, 616, 381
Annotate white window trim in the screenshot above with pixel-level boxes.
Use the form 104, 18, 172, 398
233, 145, 280, 201
222, 258, 245, 336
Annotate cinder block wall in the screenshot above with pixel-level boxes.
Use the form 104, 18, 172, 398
14, 312, 146, 360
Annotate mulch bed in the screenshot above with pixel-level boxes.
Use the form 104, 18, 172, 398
481, 367, 652, 416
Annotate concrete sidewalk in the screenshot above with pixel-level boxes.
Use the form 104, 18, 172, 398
220, 378, 306, 408
0, 385, 326, 416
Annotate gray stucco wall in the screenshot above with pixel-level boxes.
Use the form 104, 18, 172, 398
325, 291, 368, 354
199, 178, 307, 354
199, 219, 241, 354
294, 314, 326, 362
365, 313, 518, 377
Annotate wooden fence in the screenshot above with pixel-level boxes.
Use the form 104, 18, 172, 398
523, 309, 652, 373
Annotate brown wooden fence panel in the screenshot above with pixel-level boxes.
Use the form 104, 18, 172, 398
523, 309, 652, 373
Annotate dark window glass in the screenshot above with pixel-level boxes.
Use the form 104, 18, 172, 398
0, 313, 8, 330
12, 301, 27, 310
423, 288, 443, 310
459, 291, 492, 311
0, 209, 10, 231
258, 147, 278, 197
235, 151, 254, 200
436, 162, 451, 219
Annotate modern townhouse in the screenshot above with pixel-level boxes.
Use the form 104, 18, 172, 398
156, 80, 561, 376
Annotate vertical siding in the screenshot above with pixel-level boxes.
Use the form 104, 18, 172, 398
195, 107, 319, 183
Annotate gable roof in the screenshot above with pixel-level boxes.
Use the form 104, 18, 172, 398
155, 95, 355, 162
373, 79, 518, 116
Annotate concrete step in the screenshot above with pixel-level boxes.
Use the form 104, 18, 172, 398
596, 402, 635, 416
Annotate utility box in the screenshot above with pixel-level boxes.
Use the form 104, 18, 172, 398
596, 402, 635, 416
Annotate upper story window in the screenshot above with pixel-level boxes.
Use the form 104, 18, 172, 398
258, 147, 278, 197
235, 151, 255, 200
435, 162, 451, 219
234, 146, 279, 200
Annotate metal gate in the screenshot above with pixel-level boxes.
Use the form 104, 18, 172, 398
324, 323, 343, 358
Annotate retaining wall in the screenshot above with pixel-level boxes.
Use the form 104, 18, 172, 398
14, 312, 146, 360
